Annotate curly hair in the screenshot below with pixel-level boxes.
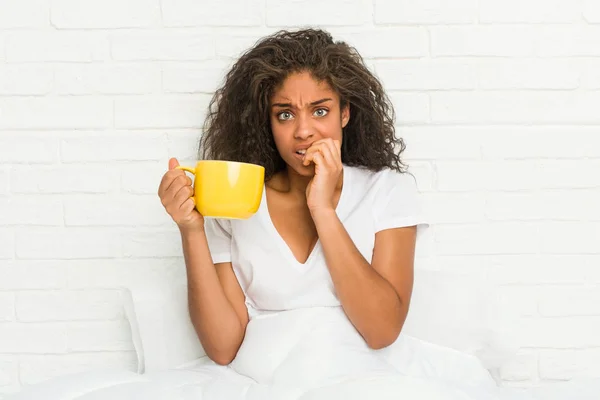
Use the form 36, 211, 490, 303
198, 28, 406, 180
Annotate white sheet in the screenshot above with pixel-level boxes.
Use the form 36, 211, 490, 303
6, 307, 599, 399
7, 359, 599, 400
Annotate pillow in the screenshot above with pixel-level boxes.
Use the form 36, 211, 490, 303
125, 281, 206, 373
121, 288, 145, 374
402, 267, 518, 371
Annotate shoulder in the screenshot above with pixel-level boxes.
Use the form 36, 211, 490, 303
348, 166, 427, 233
346, 165, 418, 198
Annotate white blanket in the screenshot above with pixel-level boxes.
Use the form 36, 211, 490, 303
5, 306, 559, 400
230, 306, 496, 390
8, 306, 600, 400
9, 361, 600, 400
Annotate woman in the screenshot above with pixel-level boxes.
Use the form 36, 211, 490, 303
157, 29, 499, 399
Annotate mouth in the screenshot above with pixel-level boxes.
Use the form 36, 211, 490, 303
293, 148, 310, 163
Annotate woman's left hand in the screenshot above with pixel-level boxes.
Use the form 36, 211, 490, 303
303, 138, 343, 213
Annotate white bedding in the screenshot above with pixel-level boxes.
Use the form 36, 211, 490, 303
7, 357, 599, 400
7, 306, 600, 400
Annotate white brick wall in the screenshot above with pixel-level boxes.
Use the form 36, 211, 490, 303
51, 0, 162, 29
1, 0, 599, 395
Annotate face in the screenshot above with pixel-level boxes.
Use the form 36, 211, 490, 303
269, 71, 350, 176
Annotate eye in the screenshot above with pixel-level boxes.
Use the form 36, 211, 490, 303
314, 108, 328, 117
277, 111, 293, 121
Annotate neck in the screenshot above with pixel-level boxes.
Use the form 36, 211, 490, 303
284, 166, 313, 196
278, 164, 345, 196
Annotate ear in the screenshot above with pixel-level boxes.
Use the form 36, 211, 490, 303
341, 103, 350, 128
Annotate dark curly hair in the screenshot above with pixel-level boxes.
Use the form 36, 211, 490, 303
198, 28, 406, 180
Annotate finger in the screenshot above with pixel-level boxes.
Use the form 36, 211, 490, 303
322, 139, 342, 167
308, 151, 323, 169
164, 174, 192, 203
307, 143, 332, 167
333, 139, 341, 158
322, 138, 339, 158
158, 171, 176, 198
303, 142, 321, 157
169, 157, 180, 170
302, 151, 312, 166
179, 198, 196, 217
311, 139, 341, 163
303, 144, 323, 166
162, 172, 189, 200
310, 150, 326, 167
303, 148, 317, 166
315, 141, 338, 168
159, 157, 183, 196
316, 142, 336, 168
158, 169, 185, 197
302, 145, 316, 166
172, 184, 194, 209
306, 140, 331, 165
304, 141, 329, 157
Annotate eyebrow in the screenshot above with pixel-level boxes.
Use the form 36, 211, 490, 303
271, 98, 333, 109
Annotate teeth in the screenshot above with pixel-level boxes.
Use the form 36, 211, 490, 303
296, 149, 306, 155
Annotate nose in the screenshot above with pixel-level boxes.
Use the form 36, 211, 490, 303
293, 114, 314, 141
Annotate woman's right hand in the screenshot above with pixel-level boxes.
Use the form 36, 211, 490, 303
158, 157, 204, 232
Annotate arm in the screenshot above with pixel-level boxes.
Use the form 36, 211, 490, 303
180, 227, 249, 365
302, 139, 419, 349
311, 209, 417, 349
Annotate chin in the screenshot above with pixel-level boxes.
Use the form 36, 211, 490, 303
287, 161, 315, 177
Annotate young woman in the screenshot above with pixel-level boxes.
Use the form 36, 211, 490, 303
155, 29, 502, 399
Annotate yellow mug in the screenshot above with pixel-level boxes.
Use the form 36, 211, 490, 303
176, 160, 264, 219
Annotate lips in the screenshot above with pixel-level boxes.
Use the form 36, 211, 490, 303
293, 148, 308, 163
293, 143, 312, 163
294, 143, 313, 154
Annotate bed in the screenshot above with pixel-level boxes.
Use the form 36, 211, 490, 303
6, 269, 599, 400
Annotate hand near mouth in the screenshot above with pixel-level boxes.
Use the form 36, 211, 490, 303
302, 138, 343, 213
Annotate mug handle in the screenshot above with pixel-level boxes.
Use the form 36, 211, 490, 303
175, 166, 197, 206
175, 166, 195, 174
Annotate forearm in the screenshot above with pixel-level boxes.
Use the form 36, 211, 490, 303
312, 210, 405, 349
180, 228, 244, 364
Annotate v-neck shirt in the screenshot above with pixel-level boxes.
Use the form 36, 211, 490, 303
259, 168, 350, 268
204, 164, 428, 318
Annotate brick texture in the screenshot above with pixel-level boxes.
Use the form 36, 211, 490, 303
1, 0, 598, 394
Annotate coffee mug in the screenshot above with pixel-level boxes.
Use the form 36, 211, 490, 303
176, 160, 265, 219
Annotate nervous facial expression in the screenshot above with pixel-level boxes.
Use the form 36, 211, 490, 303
269, 71, 350, 176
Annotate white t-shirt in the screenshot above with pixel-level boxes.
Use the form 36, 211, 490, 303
204, 164, 428, 317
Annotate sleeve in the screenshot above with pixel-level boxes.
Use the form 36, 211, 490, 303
203, 218, 232, 264
373, 169, 429, 235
